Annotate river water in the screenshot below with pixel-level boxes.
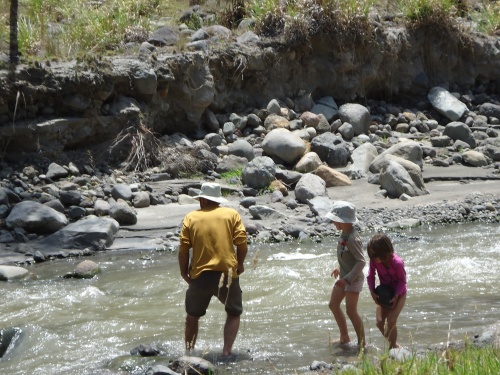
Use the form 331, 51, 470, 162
1, 222, 499, 374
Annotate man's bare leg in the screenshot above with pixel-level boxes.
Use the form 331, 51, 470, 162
222, 314, 240, 356
185, 314, 199, 352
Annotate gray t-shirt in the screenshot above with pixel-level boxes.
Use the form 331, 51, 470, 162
337, 228, 366, 285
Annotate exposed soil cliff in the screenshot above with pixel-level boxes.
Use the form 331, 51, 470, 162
0, 25, 499, 167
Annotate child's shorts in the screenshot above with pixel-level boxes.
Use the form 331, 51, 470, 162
345, 276, 364, 293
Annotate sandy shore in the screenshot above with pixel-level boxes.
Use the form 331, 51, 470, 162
113, 164, 499, 246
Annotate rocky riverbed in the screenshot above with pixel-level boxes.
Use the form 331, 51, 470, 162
1, 87, 500, 266
1, 68, 500, 375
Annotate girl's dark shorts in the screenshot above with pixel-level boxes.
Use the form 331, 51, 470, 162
185, 271, 243, 317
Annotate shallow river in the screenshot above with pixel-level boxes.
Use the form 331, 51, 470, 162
1, 222, 499, 374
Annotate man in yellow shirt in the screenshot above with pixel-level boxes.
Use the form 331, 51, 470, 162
178, 182, 248, 357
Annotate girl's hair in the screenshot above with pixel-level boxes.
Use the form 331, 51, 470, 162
367, 233, 394, 261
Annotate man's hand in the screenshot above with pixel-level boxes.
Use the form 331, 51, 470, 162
237, 263, 245, 275
178, 249, 191, 284
236, 243, 247, 276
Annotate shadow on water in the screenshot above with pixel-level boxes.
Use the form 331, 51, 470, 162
0, 327, 23, 359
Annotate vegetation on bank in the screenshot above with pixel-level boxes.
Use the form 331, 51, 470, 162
354, 346, 500, 375
343, 344, 500, 375
1, 0, 499, 62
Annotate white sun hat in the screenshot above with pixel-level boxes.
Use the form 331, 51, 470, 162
193, 182, 228, 204
324, 201, 358, 224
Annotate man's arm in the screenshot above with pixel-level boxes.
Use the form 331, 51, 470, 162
236, 243, 248, 275
178, 245, 191, 284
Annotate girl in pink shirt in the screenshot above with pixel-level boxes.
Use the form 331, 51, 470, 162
367, 234, 407, 349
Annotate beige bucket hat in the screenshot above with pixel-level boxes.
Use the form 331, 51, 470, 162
324, 201, 358, 224
193, 182, 228, 204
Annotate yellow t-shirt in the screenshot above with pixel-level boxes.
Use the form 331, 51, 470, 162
179, 206, 247, 279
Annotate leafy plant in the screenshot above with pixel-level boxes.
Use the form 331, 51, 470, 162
184, 13, 203, 30
220, 168, 242, 184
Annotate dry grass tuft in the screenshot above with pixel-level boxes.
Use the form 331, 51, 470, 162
252, 0, 376, 50
218, 0, 248, 29
110, 123, 162, 172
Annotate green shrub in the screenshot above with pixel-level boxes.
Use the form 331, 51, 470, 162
185, 13, 203, 30
398, 0, 459, 28
251, 0, 375, 49
471, 1, 500, 35
220, 168, 242, 184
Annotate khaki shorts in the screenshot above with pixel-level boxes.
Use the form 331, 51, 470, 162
345, 275, 364, 293
185, 271, 243, 317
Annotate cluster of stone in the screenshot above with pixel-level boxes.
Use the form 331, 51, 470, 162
0, 160, 170, 262
0, 85, 499, 260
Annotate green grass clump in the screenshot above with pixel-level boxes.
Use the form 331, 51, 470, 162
220, 168, 242, 184
250, 0, 376, 49
1, 0, 181, 60
398, 0, 458, 22
470, 1, 500, 36
397, 0, 473, 51
342, 345, 500, 375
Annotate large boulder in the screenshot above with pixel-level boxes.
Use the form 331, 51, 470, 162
307, 196, 335, 218
242, 156, 276, 189
428, 86, 468, 121
310, 132, 351, 168
294, 173, 327, 204
0, 266, 29, 281
74, 260, 101, 279
443, 121, 477, 148
378, 154, 427, 192
109, 199, 138, 225
248, 205, 286, 220
477, 103, 500, 120
46, 162, 69, 180
294, 152, 322, 173
346, 142, 379, 179
5, 201, 68, 234
133, 191, 151, 208
38, 215, 119, 250
462, 150, 489, 167
0, 187, 21, 206
262, 128, 306, 165
228, 139, 255, 161
171, 355, 216, 375
314, 165, 352, 187
111, 184, 133, 201
310, 96, 338, 122
370, 140, 424, 173
338, 103, 370, 135
379, 160, 429, 198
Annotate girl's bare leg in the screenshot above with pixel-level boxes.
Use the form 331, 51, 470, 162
345, 291, 365, 349
329, 286, 350, 343
375, 304, 387, 337
385, 294, 406, 349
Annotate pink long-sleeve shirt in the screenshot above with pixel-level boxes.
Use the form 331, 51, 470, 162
367, 253, 407, 296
